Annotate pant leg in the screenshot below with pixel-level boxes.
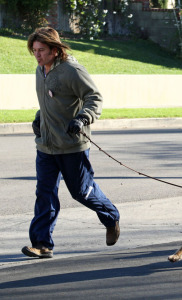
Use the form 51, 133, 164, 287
29, 150, 61, 249
55, 150, 120, 227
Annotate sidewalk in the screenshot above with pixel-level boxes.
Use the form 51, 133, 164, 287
0, 117, 182, 134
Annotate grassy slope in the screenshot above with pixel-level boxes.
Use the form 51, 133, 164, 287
0, 36, 182, 74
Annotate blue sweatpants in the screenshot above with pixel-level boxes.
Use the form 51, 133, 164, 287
29, 149, 120, 249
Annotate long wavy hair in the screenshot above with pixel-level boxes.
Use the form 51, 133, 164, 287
27, 27, 70, 61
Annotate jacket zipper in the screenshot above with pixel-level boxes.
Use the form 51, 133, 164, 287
42, 76, 53, 153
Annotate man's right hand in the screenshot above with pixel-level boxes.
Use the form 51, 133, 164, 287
32, 110, 41, 137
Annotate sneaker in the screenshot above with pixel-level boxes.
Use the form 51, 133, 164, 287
21, 246, 53, 259
168, 247, 182, 263
106, 221, 120, 246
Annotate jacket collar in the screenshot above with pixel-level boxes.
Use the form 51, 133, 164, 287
41, 58, 61, 76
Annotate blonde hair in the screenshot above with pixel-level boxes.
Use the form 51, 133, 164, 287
27, 27, 70, 61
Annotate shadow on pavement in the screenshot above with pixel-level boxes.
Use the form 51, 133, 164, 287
0, 244, 182, 289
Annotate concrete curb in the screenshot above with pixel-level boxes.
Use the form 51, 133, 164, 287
0, 118, 182, 134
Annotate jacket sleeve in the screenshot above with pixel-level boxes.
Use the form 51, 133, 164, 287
69, 65, 103, 124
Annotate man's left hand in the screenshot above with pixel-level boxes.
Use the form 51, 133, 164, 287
67, 116, 88, 134
67, 119, 84, 134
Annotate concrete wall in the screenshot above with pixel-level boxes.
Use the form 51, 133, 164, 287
0, 74, 181, 109
130, 1, 179, 52
45, 0, 179, 52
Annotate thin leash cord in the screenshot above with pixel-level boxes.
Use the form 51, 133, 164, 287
80, 131, 182, 189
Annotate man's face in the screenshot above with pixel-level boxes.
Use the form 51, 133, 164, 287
32, 41, 57, 68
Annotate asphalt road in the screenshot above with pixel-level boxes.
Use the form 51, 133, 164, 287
1, 129, 182, 299
0, 128, 182, 215
0, 242, 182, 300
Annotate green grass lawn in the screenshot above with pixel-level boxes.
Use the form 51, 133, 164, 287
1, 108, 182, 123
0, 36, 182, 74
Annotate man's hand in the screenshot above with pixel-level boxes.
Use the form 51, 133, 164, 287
32, 110, 41, 137
67, 116, 88, 134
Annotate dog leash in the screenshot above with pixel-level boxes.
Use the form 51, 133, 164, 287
80, 131, 182, 189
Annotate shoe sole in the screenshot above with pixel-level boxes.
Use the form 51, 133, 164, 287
107, 236, 120, 246
107, 241, 117, 246
21, 247, 53, 259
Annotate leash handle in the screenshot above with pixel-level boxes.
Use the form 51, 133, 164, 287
80, 131, 182, 189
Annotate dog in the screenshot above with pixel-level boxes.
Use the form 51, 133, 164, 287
168, 247, 182, 262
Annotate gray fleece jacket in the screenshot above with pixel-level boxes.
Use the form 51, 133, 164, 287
35, 56, 103, 154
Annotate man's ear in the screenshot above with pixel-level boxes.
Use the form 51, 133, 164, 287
52, 47, 59, 57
